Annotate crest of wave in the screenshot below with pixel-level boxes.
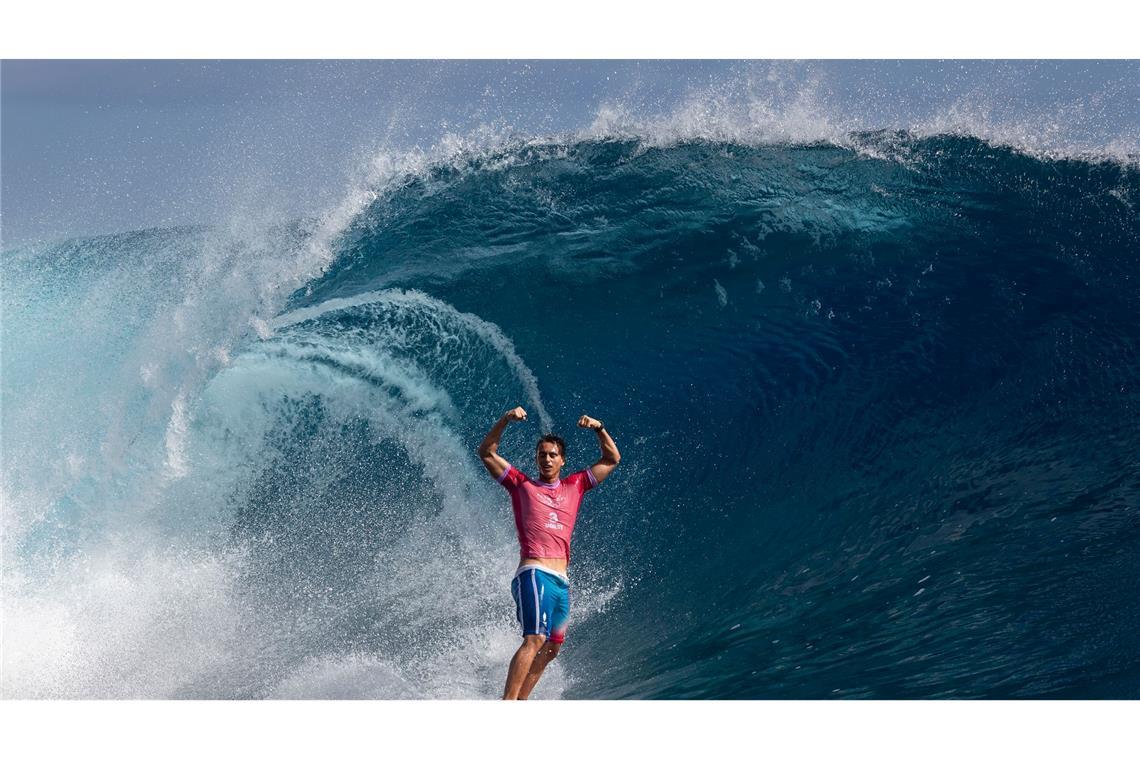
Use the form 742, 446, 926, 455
912, 95, 1140, 163
578, 63, 1137, 163
583, 67, 851, 149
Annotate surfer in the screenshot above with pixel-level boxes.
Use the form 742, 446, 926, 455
479, 406, 620, 700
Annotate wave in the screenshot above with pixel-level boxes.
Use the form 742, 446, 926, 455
3, 127, 1139, 698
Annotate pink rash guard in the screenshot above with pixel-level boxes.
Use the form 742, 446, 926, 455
497, 464, 598, 561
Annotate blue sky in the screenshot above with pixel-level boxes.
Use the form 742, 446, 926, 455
3, 60, 1138, 246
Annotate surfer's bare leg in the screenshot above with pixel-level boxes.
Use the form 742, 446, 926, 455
517, 640, 561, 700
502, 634, 546, 700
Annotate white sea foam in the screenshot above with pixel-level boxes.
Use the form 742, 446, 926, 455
714, 279, 729, 308
163, 392, 191, 480
2, 548, 255, 698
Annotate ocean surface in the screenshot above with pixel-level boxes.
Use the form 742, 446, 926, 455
3, 122, 1139, 698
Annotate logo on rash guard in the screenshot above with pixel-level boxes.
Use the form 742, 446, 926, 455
544, 511, 562, 530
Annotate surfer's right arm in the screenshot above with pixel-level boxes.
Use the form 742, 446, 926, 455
479, 407, 527, 480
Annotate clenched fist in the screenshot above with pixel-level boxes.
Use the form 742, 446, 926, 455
577, 415, 603, 430
505, 407, 528, 423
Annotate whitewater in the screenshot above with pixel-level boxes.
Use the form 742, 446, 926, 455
2, 90, 1139, 698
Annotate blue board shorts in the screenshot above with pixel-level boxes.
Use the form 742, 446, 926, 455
511, 566, 570, 643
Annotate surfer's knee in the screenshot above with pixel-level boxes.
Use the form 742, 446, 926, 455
520, 634, 546, 653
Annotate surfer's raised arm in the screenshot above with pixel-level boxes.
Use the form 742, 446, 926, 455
578, 415, 620, 485
479, 406, 527, 480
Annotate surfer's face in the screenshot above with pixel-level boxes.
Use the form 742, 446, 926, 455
535, 442, 565, 480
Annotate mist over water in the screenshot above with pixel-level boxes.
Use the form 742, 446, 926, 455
3, 69, 1139, 698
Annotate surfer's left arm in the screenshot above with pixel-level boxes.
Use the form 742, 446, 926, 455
578, 415, 620, 485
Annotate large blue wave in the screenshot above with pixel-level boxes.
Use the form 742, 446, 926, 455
3, 131, 1138, 698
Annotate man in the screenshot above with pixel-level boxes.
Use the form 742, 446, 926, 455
478, 406, 621, 700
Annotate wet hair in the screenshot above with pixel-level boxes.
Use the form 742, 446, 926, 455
535, 434, 566, 458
